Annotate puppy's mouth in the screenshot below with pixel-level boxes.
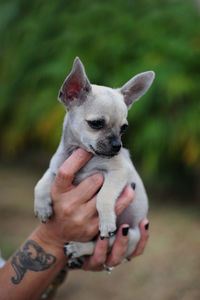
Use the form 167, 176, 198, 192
89, 145, 118, 158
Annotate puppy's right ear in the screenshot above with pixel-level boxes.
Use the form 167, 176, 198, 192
58, 57, 91, 109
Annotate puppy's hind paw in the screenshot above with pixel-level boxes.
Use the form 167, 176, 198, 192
67, 258, 84, 269
64, 242, 82, 259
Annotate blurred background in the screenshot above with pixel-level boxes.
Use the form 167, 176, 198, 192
0, 0, 200, 299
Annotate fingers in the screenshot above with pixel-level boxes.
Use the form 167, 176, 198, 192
53, 149, 92, 193
82, 219, 149, 271
72, 173, 104, 204
128, 219, 149, 259
82, 237, 109, 271
106, 224, 129, 267
84, 196, 99, 219
115, 184, 135, 216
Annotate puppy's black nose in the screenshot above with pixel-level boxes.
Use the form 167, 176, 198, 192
111, 141, 121, 153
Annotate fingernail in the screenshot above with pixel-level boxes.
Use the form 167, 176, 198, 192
131, 182, 136, 190
145, 223, 149, 230
122, 226, 129, 236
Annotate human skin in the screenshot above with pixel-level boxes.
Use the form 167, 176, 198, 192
0, 149, 149, 300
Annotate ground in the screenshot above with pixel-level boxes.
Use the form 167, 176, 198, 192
0, 163, 200, 300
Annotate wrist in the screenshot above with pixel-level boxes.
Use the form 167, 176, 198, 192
31, 226, 67, 265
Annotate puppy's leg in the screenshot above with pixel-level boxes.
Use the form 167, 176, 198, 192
97, 172, 128, 239
64, 241, 95, 259
34, 168, 55, 222
64, 241, 96, 269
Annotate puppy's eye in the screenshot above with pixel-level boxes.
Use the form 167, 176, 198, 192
120, 124, 128, 134
87, 119, 105, 130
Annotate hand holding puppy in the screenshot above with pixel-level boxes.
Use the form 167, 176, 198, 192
38, 149, 149, 270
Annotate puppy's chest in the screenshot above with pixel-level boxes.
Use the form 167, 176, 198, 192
73, 157, 109, 185
73, 150, 131, 185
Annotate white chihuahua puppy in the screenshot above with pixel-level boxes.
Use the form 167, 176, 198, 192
34, 57, 155, 267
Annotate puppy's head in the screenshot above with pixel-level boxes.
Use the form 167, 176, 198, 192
58, 57, 155, 157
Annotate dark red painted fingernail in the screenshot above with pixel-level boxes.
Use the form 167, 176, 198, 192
122, 226, 129, 236
145, 223, 149, 230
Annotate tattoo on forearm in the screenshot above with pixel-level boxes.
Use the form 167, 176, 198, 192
11, 240, 56, 284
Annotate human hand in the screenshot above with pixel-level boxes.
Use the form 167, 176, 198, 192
38, 149, 104, 249
38, 148, 149, 268
127, 219, 149, 259
82, 218, 149, 271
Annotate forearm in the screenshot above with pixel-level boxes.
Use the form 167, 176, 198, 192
0, 226, 67, 300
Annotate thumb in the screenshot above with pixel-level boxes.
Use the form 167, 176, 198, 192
53, 149, 92, 193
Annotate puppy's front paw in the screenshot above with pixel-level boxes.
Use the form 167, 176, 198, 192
99, 221, 117, 239
34, 198, 53, 223
64, 242, 82, 259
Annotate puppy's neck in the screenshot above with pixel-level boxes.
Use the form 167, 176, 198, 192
62, 114, 88, 157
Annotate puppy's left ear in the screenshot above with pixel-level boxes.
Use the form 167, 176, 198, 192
58, 57, 91, 109
120, 71, 155, 109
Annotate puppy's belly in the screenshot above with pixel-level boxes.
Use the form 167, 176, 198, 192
117, 203, 135, 228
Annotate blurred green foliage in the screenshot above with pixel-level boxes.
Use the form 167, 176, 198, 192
0, 0, 200, 197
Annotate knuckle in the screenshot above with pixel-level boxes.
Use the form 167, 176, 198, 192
88, 226, 98, 239
57, 167, 72, 182
115, 203, 123, 215
73, 216, 84, 227
63, 203, 73, 216
110, 257, 120, 266
90, 174, 103, 187
95, 256, 105, 266
76, 148, 88, 160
